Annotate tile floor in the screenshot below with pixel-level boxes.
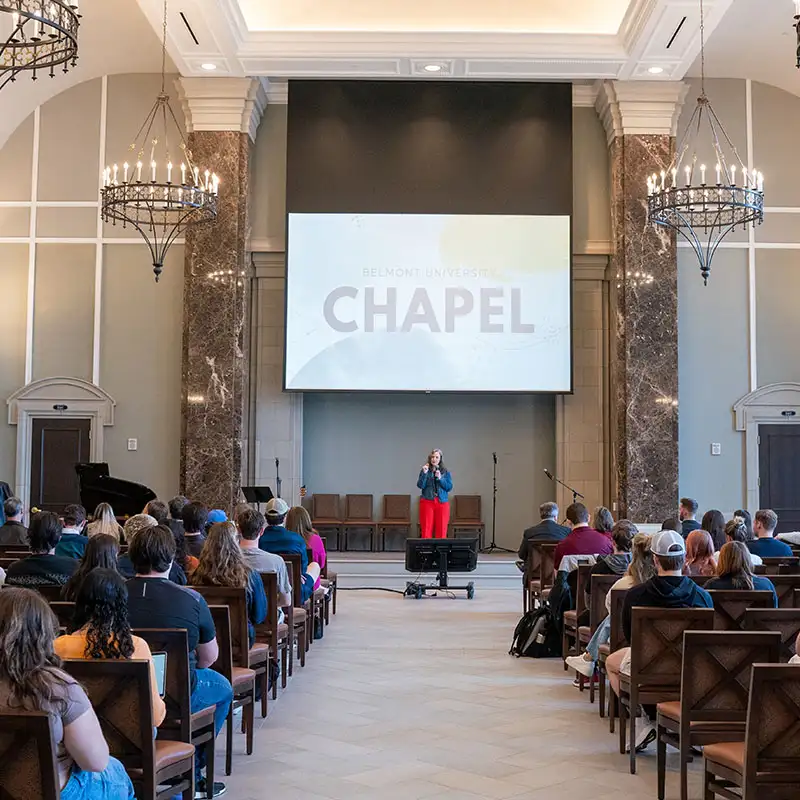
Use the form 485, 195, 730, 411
221, 589, 701, 799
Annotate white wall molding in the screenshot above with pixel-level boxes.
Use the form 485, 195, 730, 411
596, 80, 689, 143
573, 254, 610, 281
177, 77, 268, 142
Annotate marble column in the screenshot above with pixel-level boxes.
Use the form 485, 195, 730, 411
597, 81, 688, 521
178, 78, 266, 511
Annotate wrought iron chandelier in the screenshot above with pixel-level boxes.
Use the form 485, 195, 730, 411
0, 1, 80, 91
100, 0, 217, 282
646, 0, 764, 285
794, 1, 800, 68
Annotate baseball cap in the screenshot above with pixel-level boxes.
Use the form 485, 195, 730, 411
207, 509, 228, 524
650, 529, 686, 557
266, 497, 290, 517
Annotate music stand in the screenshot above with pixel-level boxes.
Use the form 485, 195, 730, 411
242, 486, 274, 513
404, 537, 479, 599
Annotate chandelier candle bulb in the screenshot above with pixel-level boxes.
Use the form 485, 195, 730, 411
743, 167, 748, 188
180, 162, 186, 184
136, 161, 142, 182
204, 169, 210, 191
758, 172, 764, 192
685, 165, 691, 186
660, 170, 666, 190
167, 162, 172, 183
731, 165, 736, 185
193, 166, 199, 186
151, 161, 156, 182
700, 164, 706, 185
716, 163, 721, 184
671, 168, 677, 187
123, 162, 129, 182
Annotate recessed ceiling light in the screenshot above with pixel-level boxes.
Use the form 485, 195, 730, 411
648, 66, 665, 75
201, 63, 217, 71
423, 64, 442, 73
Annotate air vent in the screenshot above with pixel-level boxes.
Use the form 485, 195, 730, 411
180, 11, 199, 46
666, 16, 686, 49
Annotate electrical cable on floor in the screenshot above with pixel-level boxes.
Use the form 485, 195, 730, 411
338, 586, 406, 594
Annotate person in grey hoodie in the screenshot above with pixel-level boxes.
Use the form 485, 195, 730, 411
583, 520, 637, 614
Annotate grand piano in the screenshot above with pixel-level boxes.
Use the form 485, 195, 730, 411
75, 463, 157, 518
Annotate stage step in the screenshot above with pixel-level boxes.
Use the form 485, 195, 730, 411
328, 553, 521, 591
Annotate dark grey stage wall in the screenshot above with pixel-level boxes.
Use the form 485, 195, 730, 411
287, 80, 571, 547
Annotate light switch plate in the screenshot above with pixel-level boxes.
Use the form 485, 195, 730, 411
127, 438, 138, 451
711, 442, 721, 456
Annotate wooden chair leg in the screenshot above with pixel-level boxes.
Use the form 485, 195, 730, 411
680, 737, 689, 800
618, 695, 627, 754
657, 723, 667, 800
261, 670, 268, 718
245, 700, 255, 755
205, 738, 215, 800
609, 690, 617, 733
287, 630, 294, 677
299, 627, 306, 667
281, 648, 288, 688
332, 582, 337, 615
629, 696, 637, 774
598, 668, 606, 717
225, 707, 233, 776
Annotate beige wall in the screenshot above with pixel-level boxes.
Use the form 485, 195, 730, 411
0, 74, 184, 504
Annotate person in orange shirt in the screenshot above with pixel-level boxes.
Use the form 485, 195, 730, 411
54, 567, 166, 727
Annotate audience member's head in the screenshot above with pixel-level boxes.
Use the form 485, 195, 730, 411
660, 518, 682, 533
627, 533, 656, 584
733, 509, 754, 539
143, 500, 169, 525
128, 524, 175, 575
123, 513, 157, 545
610, 520, 637, 553
90, 502, 120, 540
265, 497, 290, 527
701, 509, 726, 552
716, 541, 755, 589
168, 495, 189, 521
539, 502, 558, 521
3, 497, 23, 522
754, 509, 778, 538
725, 517, 750, 545
63, 534, 120, 602
592, 506, 614, 534
207, 510, 228, 527
192, 522, 248, 589
565, 502, 589, 528
28, 511, 62, 554
62, 504, 87, 530
679, 498, 698, 521
72, 568, 134, 659
286, 506, 315, 544
650, 529, 686, 573
684, 529, 716, 576
182, 502, 208, 534
236, 506, 266, 542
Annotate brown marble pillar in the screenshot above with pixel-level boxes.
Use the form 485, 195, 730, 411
181, 130, 250, 511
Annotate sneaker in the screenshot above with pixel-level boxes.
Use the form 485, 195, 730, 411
565, 654, 595, 678
195, 779, 227, 798
634, 718, 657, 753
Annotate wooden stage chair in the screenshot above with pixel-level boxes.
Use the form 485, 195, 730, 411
341, 494, 376, 552
378, 494, 412, 552
310, 494, 342, 551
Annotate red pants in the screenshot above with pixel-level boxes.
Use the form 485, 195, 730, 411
420, 498, 450, 539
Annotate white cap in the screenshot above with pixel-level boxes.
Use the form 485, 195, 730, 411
265, 497, 289, 517
650, 529, 686, 557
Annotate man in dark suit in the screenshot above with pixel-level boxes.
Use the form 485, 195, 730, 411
518, 502, 570, 564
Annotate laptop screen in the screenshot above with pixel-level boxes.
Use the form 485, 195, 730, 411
152, 652, 167, 697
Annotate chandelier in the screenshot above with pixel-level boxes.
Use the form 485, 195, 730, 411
795, 1, 800, 68
100, 0, 217, 282
646, 0, 764, 285
0, 1, 80, 91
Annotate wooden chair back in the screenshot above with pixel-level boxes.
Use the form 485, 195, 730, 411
680, 630, 781, 729
0, 711, 60, 800
311, 494, 340, 522
452, 495, 481, 522
319, 537, 329, 578
280, 553, 304, 608
690, 575, 713, 586
207, 605, 234, 684
743, 607, 800, 661
574, 564, 593, 618
589, 574, 620, 632
534, 542, 558, 592
0, 545, 29, 555
608, 589, 630, 651
767, 574, 800, 607
0, 556, 17, 570
254, 571, 280, 656
49, 601, 75, 630
708, 590, 776, 630
36, 585, 64, 602
132, 628, 191, 743
381, 495, 410, 523
189, 586, 249, 668
761, 556, 800, 574
344, 494, 374, 522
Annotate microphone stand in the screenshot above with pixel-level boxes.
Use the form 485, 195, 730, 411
275, 457, 282, 499
546, 469, 584, 504
481, 452, 514, 554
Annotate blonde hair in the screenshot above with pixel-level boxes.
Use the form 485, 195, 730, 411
285, 506, 314, 545
89, 502, 121, 541
716, 541, 755, 589
626, 533, 656, 585
191, 522, 249, 589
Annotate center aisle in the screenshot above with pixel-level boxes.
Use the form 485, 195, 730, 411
223, 590, 689, 799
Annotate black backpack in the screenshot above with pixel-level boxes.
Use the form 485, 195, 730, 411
509, 603, 561, 658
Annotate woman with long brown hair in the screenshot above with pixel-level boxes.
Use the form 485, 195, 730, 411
191, 521, 267, 646
62, 534, 120, 601
86, 503, 123, 542
286, 505, 326, 589
706, 541, 778, 605
0, 587, 134, 798
701, 509, 726, 552
683, 529, 717, 577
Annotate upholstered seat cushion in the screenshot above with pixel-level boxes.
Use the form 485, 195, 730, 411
578, 625, 591, 643
232, 666, 256, 691
656, 701, 746, 730
248, 643, 269, 665
292, 607, 307, 622
147, 740, 194, 770
190, 706, 215, 730
598, 643, 610, 658
703, 741, 744, 773
563, 610, 578, 630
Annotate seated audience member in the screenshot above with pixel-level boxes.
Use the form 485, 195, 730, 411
62, 534, 120, 602
605, 530, 713, 751
706, 541, 778, 606
679, 497, 701, 538
85, 503, 124, 542
566, 532, 654, 678
54, 568, 166, 727
590, 520, 636, 580
661, 518, 683, 534
592, 506, 615, 537
258, 498, 321, 604
6, 511, 78, 587
734, 508, 755, 540
207, 510, 228, 529
790, 632, 800, 665
237, 507, 293, 622
143, 500, 169, 526
748, 509, 793, 558
553, 502, 613, 570
517, 502, 570, 564
0, 496, 28, 545
0, 587, 136, 799
55, 504, 88, 560
117, 514, 187, 585
683, 529, 717, 577
192, 521, 267, 646
173, 526, 198, 577
182, 502, 209, 559
701, 509, 727, 552
125, 525, 231, 797
167, 495, 189, 538
724, 517, 763, 565
286, 505, 327, 590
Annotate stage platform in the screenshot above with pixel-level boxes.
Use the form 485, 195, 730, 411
327, 551, 521, 591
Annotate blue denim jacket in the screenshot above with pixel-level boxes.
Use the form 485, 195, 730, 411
417, 469, 453, 503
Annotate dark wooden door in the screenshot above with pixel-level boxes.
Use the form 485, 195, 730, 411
759, 424, 800, 533
30, 418, 91, 513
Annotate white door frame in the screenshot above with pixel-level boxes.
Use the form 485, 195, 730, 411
7, 377, 115, 512
734, 382, 800, 512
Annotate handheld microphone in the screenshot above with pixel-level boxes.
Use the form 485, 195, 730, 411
544, 468, 554, 480
492, 451, 497, 464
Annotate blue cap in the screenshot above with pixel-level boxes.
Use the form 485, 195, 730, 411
207, 509, 228, 524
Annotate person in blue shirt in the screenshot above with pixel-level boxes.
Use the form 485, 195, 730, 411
706, 541, 779, 606
258, 498, 320, 604
417, 448, 453, 539
748, 509, 793, 559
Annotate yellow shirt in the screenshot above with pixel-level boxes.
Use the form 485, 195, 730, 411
54, 631, 167, 727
